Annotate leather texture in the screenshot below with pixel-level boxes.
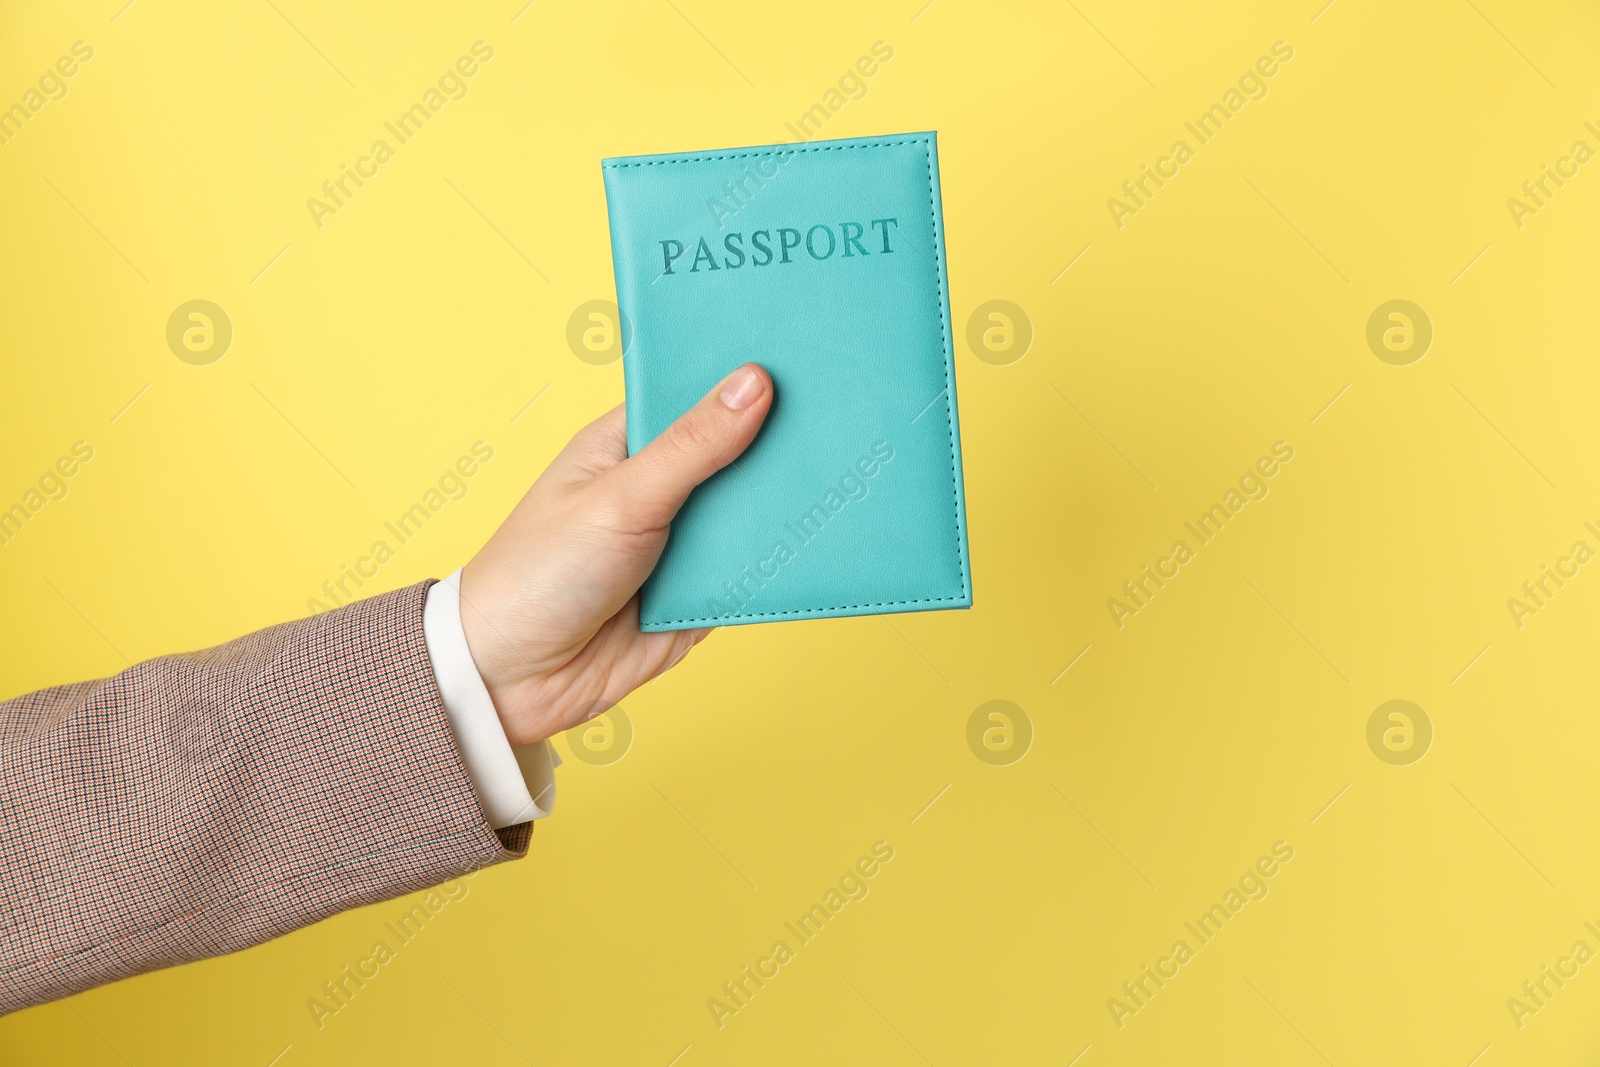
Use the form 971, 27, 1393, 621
602, 131, 972, 631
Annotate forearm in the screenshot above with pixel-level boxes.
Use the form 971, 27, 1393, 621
0, 581, 526, 1015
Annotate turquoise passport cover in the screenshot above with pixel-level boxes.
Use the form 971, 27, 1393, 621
601, 131, 971, 631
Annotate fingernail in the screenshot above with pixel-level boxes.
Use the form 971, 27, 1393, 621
719, 364, 765, 410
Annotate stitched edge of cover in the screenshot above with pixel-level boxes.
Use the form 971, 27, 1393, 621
609, 136, 971, 626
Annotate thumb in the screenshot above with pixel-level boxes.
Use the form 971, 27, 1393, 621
604, 362, 773, 528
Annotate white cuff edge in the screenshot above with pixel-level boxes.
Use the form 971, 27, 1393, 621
423, 569, 555, 828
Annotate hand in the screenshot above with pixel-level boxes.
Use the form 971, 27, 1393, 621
457, 362, 773, 746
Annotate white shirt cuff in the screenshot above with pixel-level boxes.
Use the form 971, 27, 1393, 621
422, 569, 557, 828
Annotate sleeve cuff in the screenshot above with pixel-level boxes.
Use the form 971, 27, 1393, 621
423, 569, 557, 828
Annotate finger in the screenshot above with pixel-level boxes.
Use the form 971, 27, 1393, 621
639, 624, 715, 683
549, 404, 629, 480
603, 363, 772, 528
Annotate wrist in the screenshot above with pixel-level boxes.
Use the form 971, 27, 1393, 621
421, 574, 556, 825
455, 606, 521, 745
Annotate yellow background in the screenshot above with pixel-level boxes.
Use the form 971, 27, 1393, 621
3, 0, 1599, 1063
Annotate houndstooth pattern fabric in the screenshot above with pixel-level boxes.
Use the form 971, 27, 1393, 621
0, 580, 531, 1015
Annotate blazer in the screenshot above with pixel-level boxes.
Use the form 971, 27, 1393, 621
0, 581, 528, 1015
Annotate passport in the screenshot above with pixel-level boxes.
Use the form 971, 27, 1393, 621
601, 131, 972, 631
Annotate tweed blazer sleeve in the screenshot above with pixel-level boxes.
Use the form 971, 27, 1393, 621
0, 580, 530, 1015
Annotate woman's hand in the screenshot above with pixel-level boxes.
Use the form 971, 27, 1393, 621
458, 362, 773, 746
